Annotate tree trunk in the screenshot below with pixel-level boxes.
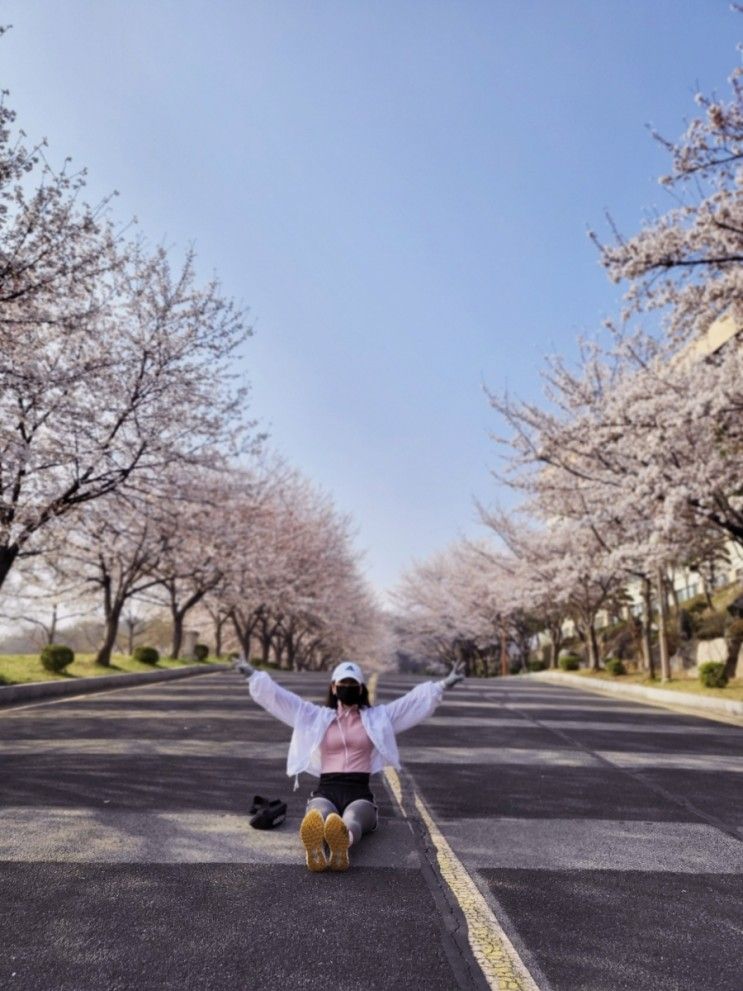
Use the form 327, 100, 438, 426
591, 625, 601, 670
547, 639, 556, 669
49, 604, 58, 645
0, 545, 20, 592
724, 620, 743, 681
261, 630, 272, 666
213, 614, 226, 657
499, 623, 509, 676
230, 613, 252, 659
171, 610, 185, 660
548, 623, 563, 669
285, 630, 297, 670
96, 603, 124, 667
656, 566, 671, 682
640, 577, 655, 678
668, 581, 680, 616
583, 621, 599, 671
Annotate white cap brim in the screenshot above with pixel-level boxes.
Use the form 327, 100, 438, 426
330, 661, 365, 684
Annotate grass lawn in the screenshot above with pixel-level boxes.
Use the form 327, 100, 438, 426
563, 668, 743, 703
0, 652, 226, 686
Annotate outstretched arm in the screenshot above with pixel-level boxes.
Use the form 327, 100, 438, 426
234, 655, 256, 678
442, 660, 465, 689
383, 662, 465, 734
234, 654, 315, 728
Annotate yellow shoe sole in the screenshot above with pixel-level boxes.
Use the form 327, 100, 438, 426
299, 809, 327, 872
324, 813, 350, 872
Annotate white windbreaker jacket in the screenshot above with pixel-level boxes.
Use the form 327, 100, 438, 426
248, 671, 446, 788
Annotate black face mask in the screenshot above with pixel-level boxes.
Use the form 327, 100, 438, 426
336, 684, 363, 706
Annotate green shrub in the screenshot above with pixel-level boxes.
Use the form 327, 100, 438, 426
527, 658, 546, 672
558, 654, 581, 671
132, 646, 159, 665
509, 661, 522, 675
193, 643, 209, 661
40, 644, 74, 673
698, 661, 728, 688
604, 657, 626, 676
695, 611, 727, 641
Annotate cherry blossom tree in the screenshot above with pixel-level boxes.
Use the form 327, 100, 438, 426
487, 308, 743, 670
49, 490, 171, 666
0, 599, 88, 648
392, 540, 523, 675
591, 37, 743, 345
144, 467, 249, 658
0, 75, 253, 595
0, 40, 120, 334
201, 595, 231, 658
476, 508, 571, 669
216, 464, 378, 672
415, 29, 743, 681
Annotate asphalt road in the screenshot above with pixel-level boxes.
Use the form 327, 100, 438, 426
1, 670, 742, 990
382, 675, 743, 991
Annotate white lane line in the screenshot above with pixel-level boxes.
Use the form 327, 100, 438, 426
400, 745, 601, 767
596, 750, 743, 773
0, 807, 421, 868
436, 699, 651, 713
0, 739, 290, 757
422, 716, 741, 735
539, 720, 741, 735
431, 816, 743, 873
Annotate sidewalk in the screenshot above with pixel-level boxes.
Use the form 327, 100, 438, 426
531, 670, 743, 723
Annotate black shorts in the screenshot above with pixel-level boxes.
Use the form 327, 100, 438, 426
310, 772, 376, 814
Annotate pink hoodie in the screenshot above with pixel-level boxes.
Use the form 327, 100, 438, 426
319, 704, 374, 773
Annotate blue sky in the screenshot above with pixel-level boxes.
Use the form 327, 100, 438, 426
1, 1, 738, 596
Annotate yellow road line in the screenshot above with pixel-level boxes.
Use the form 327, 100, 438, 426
384, 767, 539, 991
370, 673, 539, 991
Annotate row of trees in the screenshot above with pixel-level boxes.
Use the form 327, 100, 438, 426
10, 459, 380, 670
0, 38, 378, 670
395, 36, 743, 681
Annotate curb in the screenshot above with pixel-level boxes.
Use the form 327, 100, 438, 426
0, 663, 230, 707
531, 670, 743, 719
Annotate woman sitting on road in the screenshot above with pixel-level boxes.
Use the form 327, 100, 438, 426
234, 657, 465, 873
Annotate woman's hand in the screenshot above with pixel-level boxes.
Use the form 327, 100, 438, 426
234, 653, 255, 678
442, 660, 465, 689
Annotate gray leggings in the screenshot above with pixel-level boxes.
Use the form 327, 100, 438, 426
306, 796, 378, 846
